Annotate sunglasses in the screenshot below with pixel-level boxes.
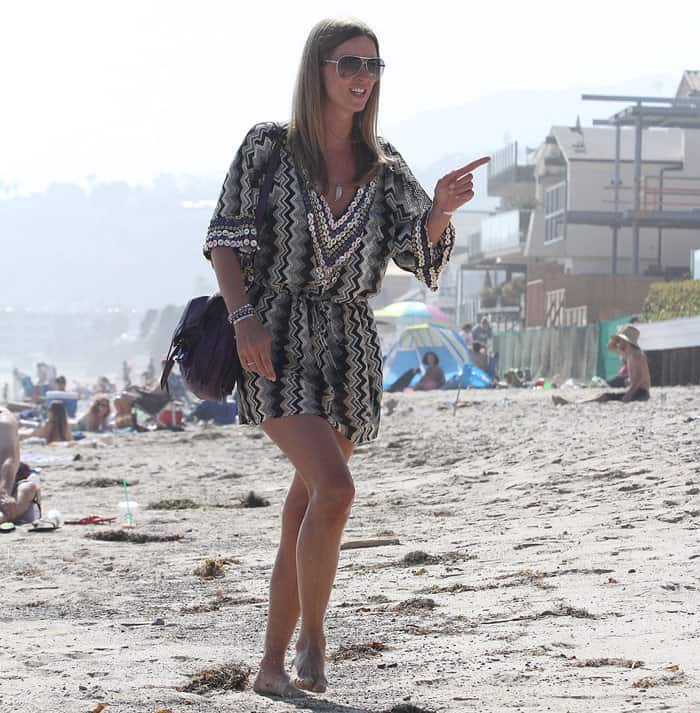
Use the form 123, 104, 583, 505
323, 55, 385, 80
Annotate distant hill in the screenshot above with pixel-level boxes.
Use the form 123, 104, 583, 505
1, 73, 678, 310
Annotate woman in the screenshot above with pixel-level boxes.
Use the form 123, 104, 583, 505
78, 396, 111, 433
413, 351, 446, 391
206, 18, 489, 696
21, 401, 74, 444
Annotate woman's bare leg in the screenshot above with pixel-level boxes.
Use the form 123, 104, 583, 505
254, 414, 354, 694
253, 469, 309, 696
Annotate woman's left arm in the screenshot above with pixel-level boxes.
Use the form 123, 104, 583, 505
385, 143, 490, 290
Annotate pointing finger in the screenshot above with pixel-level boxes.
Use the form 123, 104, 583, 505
446, 156, 491, 181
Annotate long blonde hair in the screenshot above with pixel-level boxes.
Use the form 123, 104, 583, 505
289, 18, 390, 191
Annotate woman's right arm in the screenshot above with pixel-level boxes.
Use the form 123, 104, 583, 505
210, 247, 276, 382
205, 122, 281, 383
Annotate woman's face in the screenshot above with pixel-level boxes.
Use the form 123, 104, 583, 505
426, 353, 437, 367
322, 34, 379, 118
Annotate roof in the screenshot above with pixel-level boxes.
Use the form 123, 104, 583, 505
548, 125, 684, 163
677, 70, 700, 98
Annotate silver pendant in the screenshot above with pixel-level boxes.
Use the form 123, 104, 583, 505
334, 184, 343, 202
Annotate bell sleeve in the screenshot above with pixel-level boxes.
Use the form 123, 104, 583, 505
203, 122, 279, 285
383, 141, 456, 292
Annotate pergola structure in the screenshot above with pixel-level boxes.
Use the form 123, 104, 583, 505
568, 94, 700, 275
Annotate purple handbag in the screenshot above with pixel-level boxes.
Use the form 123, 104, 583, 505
160, 136, 282, 402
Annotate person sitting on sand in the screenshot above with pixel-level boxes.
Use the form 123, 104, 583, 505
20, 400, 74, 443
1, 407, 42, 526
471, 340, 489, 372
553, 324, 650, 405
77, 395, 112, 433
413, 351, 446, 391
607, 355, 628, 389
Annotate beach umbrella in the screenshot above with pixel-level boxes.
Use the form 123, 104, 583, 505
374, 300, 453, 325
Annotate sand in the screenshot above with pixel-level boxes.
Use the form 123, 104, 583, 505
1, 386, 699, 713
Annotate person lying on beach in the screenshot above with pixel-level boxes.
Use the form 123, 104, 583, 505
20, 400, 75, 443
553, 325, 650, 405
0, 407, 42, 525
77, 396, 112, 433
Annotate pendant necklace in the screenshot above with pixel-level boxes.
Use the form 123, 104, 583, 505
334, 184, 343, 202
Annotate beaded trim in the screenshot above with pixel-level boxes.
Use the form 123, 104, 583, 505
412, 208, 456, 291
301, 172, 377, 289
204, 215, 258, 256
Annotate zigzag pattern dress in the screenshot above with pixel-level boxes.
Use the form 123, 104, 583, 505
204, 122, 455, 444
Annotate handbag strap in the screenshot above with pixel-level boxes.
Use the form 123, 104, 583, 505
255, 128, 284, 233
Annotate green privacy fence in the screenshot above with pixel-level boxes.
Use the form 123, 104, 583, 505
493, 316, 635, 381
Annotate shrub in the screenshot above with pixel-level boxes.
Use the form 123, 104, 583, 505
643, 280, 700, 322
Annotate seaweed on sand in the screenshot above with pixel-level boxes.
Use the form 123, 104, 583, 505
240, 491, 270, 507
193, 558, 226, 579
329, 641, 386, 663
148, 498, 201, 510
178, 662, 251, 693
85, 530, 183, 544
390, 598, 437, 612
78, 477, 138, 488
401, 551, 441, 566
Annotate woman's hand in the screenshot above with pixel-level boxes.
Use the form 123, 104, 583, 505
432, 155, 492, 215
234, 317, 276, 381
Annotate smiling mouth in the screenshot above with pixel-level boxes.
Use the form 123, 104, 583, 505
350, 87, 368, 98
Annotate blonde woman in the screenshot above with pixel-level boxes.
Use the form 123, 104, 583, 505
78, 396, 111, 433
206, 18, 489, 696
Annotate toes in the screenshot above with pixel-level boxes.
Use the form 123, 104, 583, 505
294, 676, 314, 691
294, 675, 327, 693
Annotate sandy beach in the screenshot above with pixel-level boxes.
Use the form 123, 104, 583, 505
2, 386, 699, 713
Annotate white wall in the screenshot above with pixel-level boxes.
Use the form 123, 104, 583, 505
527, 155, 700, 272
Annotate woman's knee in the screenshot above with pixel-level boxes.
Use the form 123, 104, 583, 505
18, 480, 40, 499
312, 472, 355, 517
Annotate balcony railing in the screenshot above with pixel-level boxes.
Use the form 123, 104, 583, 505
487, 142, 535, 194
480, 209, 531, 254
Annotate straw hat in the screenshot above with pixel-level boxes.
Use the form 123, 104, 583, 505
611, 324, 641, 349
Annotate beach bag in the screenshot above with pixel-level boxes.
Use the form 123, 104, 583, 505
160, 131, 283, 401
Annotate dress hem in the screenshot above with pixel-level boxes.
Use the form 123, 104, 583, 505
237, 408, 379, 446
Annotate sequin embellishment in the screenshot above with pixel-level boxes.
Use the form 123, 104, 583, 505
301, 173, 377, 289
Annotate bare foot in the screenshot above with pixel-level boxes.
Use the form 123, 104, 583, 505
293, 646, 328, 693
253, 663, 303, 698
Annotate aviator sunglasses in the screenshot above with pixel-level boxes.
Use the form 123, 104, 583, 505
323, 55, 386, 80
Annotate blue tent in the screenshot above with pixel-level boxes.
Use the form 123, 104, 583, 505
383, 322, 492, 390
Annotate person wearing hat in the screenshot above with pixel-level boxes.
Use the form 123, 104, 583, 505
553, 324, 650, 405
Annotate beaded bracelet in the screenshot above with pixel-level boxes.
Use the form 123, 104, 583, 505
227, 303, 255, 325
233, 312, 255, 325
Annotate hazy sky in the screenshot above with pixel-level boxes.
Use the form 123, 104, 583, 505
2, 0, 697, 192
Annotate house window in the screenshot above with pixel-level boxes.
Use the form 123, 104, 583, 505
544, 180, 567, 243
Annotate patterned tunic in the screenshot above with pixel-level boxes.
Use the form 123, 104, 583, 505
204, 122, 455, 444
